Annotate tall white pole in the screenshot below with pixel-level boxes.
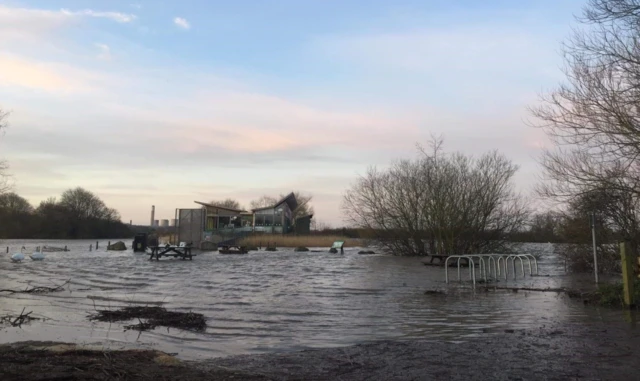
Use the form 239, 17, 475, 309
591, 212, 599, 284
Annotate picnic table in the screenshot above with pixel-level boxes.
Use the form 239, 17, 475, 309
148, 244, 194, 261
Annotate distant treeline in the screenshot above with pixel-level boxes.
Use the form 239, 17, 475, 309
0, 188, 133, 239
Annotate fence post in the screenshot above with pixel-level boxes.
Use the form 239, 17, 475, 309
620, 241, 635, 308
90, 244, 93, 252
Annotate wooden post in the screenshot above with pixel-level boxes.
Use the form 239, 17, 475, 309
107, 241, 111, 251
620, 241, 635, 307
64, 245, 67, 251
90, 244, 93, 252
96, 241, 99, 249
6, 247, 8, 253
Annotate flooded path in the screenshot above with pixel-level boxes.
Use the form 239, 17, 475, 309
0, 240, 637, 361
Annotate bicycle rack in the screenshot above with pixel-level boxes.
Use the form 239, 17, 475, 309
444, 253, 539, 287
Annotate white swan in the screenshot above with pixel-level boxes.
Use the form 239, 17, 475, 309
30, 251, 45, 261
11, 247, 25, 262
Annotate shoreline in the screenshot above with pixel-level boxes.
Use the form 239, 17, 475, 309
2, 321, 639, 380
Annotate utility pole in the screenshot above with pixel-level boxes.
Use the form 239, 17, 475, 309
590, 211, 599, 283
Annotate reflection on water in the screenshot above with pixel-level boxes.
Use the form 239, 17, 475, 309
0, 239, 635, 359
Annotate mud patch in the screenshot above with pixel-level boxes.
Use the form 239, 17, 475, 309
0, 342, 269, 381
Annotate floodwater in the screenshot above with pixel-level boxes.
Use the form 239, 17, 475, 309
0, 239, 636, 360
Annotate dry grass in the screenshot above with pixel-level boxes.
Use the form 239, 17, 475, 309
238, 235, 368, 248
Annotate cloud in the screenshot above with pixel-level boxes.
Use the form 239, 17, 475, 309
0, 5, 136, 28
173, 17, 190, 30
0, 54, 85, 92
60, 9, 136, 23
95, 43, 111, 60
130, 3, 142, 9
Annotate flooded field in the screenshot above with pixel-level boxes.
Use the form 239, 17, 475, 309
0, 240, 636, 360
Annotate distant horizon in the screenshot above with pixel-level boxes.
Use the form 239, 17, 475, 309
0, 0, 582, 226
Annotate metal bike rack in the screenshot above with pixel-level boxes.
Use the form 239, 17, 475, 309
445, 253, 540, 287
445, 255, 477, 286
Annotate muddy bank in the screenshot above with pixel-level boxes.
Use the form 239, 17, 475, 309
195, 322, 640, 381
2, 321, 639, 380
0, 341, 269, 381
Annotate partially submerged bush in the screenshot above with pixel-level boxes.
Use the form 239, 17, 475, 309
595, 280, 640, 307
558, 243, 621, 274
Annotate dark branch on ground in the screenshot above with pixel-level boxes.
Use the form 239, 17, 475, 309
0, 279, 70, 294
88, 306, 207, 331
0, 308, 40, 327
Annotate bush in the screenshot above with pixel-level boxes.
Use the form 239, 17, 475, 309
559, 243, 621, 274
596, 280, 640, 307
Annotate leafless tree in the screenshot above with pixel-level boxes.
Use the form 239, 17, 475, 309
530, 0, 640, 261
0, 193, 34, 214
531, 0, 640, 201
59, 187, 120, 221
250, 195, 278, 210
342, 138, 528, 256
0, 108, 10, 194
210, 198, 244, 210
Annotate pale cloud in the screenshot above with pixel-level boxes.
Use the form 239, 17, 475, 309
95, 43, 112, 61
60, 9, 136, 23
0, 5, 136, 29
173, 17, 190, 30
312, 27, 556, 77
0, 54, 83, 92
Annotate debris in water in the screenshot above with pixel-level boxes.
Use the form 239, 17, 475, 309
0, 307, 40, 327
0, 279, 70, 294
88, 306, 207, 331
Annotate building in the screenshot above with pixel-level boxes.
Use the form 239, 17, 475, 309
176, 192, 305, 247
196, 192, 298, 234
294, 214, 313, 235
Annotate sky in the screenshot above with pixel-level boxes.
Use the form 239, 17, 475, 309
0, 0, 583, 226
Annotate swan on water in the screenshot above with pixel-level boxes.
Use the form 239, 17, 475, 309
30, 251, 45, 261
11, 247, 26, 262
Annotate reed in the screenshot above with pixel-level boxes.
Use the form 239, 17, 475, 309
238, 235, 368, 248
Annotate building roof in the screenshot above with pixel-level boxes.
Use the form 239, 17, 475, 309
252, 192, 298, 212
296, 214, 314, 220
194, 201, 247, 213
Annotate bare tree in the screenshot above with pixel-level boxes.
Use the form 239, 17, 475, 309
530, 0, 640, 263
531, 0, 640, 201
210, 198, 244, 210
250, 195, 278, 210
59, 187, 120, 221
342, 138, 528, 256
0, 108, 10, 194
0, 193, 33, 214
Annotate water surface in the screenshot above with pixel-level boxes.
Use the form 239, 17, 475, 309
0, 240, 634, 360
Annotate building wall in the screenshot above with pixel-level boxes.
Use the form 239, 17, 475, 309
295, 216, 312, 235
